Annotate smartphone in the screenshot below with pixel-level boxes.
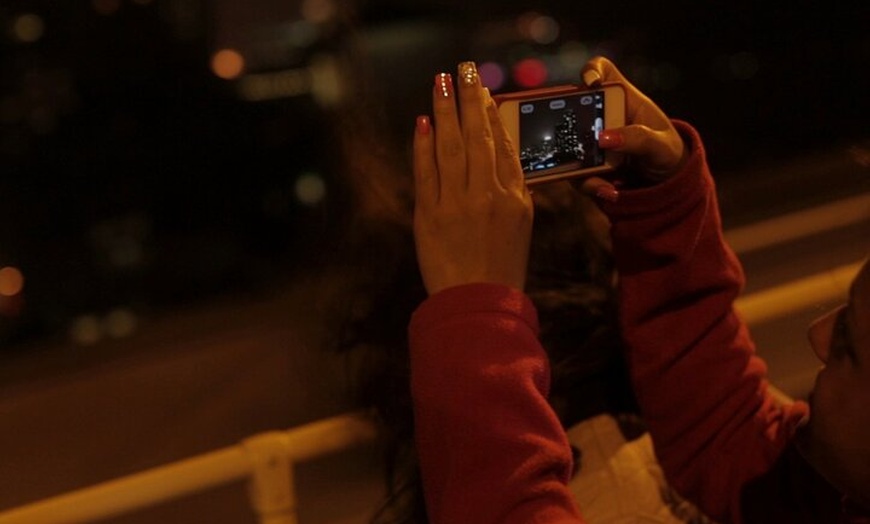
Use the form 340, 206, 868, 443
494, 83, 626, 185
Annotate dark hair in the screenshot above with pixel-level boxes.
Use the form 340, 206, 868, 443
310, 12, 426, 520
525, 186, 637, 429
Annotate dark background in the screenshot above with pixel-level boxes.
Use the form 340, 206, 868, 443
0, 0, 867, 350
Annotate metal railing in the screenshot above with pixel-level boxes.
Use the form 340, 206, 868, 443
0, 413, 377, 524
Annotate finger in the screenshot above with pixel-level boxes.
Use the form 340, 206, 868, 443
432, 72, 467, 195
599, 125, 684, 176
581, 56, 630, 87
581, 56, 655, 121
457, 61, 498, 193
576, 176, 619, 203
485, 93, 525, 194
414, 115, 439, 210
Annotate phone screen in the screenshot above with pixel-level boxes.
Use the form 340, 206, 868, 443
518, 91, 605, 178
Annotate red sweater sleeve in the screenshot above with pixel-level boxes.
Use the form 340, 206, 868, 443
409, 284, 584, 524
597, 121, 809, 523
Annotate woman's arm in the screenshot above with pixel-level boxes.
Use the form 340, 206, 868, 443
597, 120, 809, 523
409, 60, 583, 524
410, 283, 584, 524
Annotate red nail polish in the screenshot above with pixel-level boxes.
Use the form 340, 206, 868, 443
436, 73, 453, 98
416, 115, 431, 135
595, 186, 620, 203
599, 129, 624, 149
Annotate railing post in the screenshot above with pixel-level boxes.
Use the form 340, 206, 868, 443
243, 432, 297, 524
0, 413, 376, 524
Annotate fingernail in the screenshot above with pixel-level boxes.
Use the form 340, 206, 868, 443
436, 72, 453, 98
483, 87, 495, 107
458, 61, 479, 87
595, 185, 619, 203
416, 115, 431, 135
583, 69, 602, 87
598, 129, 624, 149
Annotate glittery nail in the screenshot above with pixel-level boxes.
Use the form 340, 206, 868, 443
458, 61, 479, 87
483, 87, 495, 107
436, 73, 453, 97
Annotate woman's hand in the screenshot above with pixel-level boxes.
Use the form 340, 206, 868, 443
413, 62, 534, 296
578, 56, 688, 199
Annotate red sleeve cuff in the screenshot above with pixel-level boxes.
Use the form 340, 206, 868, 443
410, 283, 539, 337
597, 120, 710, 219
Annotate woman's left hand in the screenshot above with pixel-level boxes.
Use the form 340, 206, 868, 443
413, 62, 534, 296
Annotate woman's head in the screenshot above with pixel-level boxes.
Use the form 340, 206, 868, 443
799, 257, 870, 507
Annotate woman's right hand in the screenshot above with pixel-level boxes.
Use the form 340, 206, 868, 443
412, 62, 534, 296
578, 56, 688, 199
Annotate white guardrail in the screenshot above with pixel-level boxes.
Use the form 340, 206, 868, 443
0, 195, 865, 524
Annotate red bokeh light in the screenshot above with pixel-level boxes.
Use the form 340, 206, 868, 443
513, 58, 548, 88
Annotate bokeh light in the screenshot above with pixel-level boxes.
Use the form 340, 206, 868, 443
211, 49, 245, 80
540, 54, 571, 83
12, 13, 45, 43
513, 58, 549, 88
287, 20, 319, 48
238, 70, 311, 102
105, 308, 137, 339
70, 315, 102, 346
558, 41, 590, 75
516, 12, 560, 45
295, 172, 326, 206
301, 0, 336, 24
0, 267, 24, 297
309, 54, 343, 107
479, 62, 507, 91
528, 15, 559, 45
91, 0, 121, 16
